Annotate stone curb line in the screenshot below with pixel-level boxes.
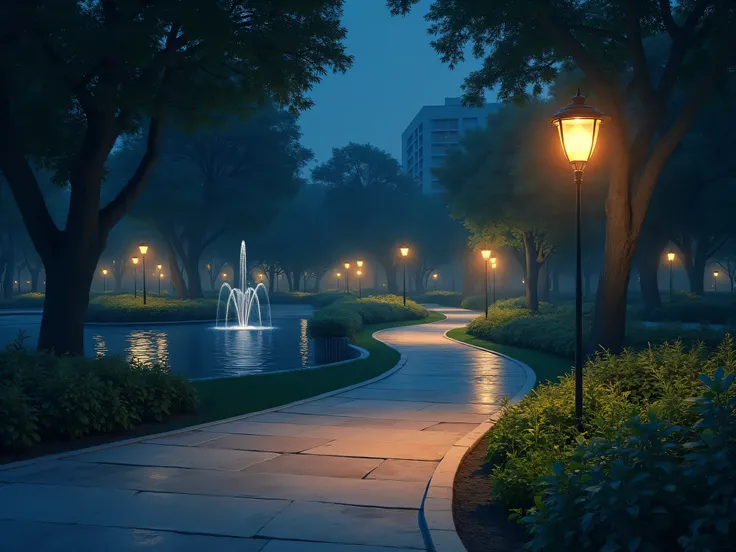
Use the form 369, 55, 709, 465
0, 320, 441, 472
417, 330, 537, 552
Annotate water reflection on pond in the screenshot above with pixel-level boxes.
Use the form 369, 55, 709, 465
0, 305, 314, 379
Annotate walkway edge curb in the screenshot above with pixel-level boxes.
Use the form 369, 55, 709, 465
0, 329, 422, 472
418, 330, 537, 552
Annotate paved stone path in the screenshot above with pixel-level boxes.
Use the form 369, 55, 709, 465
0, 308, 531, 552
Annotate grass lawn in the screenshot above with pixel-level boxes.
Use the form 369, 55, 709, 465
446, 327, 573, 385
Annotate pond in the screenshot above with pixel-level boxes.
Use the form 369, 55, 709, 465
0, 305, 316, 380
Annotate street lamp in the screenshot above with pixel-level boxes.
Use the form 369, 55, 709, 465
336, 272, 342, 291
138, 242, 149, 305
344, 262, 350, 293
156, 264, 162, 295
550, 90, 608, 430
432, 273, 438, 291
400, 246, 409, 305
357, 269, 363, 299
102, 269, 108, 293
714, 271, 719, 292
491, 258, 497, 304
357, 260, 364, 269
481, 249, 492, 318
667, 251, 676, 302
132, 256, 139, 298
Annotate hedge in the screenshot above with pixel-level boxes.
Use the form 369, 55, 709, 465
641, 294, 736, 326
85, 294, 218, 323
467, 298, 728, 358
308, 295, 428, 340
412, 291, 464, 307
0, 340, 196, 451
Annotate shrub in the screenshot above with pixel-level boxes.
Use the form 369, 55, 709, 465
86, 294, 218, 323
0, 292, 46, 310
268, 291, 345, 307
642, 294, 736, 325
0, 346, 196, 451
485, 336, 736, 512
307, 295, 428, 340
413, 291, 464, 307
523, 368, 736, 552
461, 295, 486, 311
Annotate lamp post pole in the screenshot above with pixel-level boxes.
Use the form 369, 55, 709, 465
138, 243, 149, 305
102, 270, 107, 293
344, 263, 350, 294
550, 91, 607, 431
357, 270, 362, 299
491, 259, 497, 304
714, 272, 719, 292
481, 250, 491, 318
157, 265, 162, 295
132, 257, 138, 298
667, 252, 675, 302
400, 247, 409, 305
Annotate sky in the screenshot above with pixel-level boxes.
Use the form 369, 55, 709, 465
297, 0, 493, 168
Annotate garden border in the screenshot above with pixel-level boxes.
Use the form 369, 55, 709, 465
417, 330, 537, 552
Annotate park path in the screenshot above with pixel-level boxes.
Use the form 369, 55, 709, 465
0, 308, 532, 552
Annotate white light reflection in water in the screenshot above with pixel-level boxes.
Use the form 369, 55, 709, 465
92, 334, 107, 358
126, 330, 169, 365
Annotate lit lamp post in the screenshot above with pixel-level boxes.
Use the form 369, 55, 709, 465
102, 269, 108, 293
481, 249, 491, 318
491, 258, 497, 304
400, 246, 409, 305
714, 271, 719, 292
157, 264, 162, 295
357, 269, 363, 298
344, 262, 350, 293
667, 251, 676, 302
132, 256, 139, 298
432, 273, 438, 291
138, 242, 149, 305
550, 90, 608, 430
336, 272, 342, 291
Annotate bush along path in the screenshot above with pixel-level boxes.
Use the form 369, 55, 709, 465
0, 307, 534, 551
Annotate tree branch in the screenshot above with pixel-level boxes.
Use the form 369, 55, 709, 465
658, 0, 682, 39
99, 115, 163, 231
202, 227, 227, 250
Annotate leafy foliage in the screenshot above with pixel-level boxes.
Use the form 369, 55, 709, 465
0, 346, 196, 450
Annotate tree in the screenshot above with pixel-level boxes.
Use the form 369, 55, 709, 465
118, 106, 312, 298
388, 0, 736, 350
0, 1, 350, 355
313, 143, 418, 293
436, 103, 605, 310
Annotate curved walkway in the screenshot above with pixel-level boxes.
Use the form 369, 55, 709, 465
0, 308, 533, 552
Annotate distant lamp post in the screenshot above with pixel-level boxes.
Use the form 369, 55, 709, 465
102, 269, 108, 293
138, 242, 149, 305
336, 272, 342, 291
481, 249, 492, 318
357, 260, 364, 269
432, 273, 438, 291
550, 90, 608, 430
714, 271, 720, 292
357, 269, 363, 299
491, 258, 497, 304
400, 246, 409, 305
157, 264, 162, 295
132, 256, 139, 298
344, 262, 350, 293
667, 251, 676, 301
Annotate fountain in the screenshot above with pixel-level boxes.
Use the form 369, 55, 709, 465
216, 241, 272, 329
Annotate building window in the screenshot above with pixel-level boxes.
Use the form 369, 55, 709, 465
430, 130, 459, 143
431, 118, 459, 130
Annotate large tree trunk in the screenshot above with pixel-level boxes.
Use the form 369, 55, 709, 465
2, 246, 14, 299
551, 266, 560, 295
185, 256, 204, 298
268, 265, 276, 293
29, 266, 40, 293
538, 260, 549, 303
168, 248, 188, 299
521, 232, 542, 312
686, 256, 707, 295
377, 255, 397, 294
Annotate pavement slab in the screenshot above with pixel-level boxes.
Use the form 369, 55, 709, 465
0, 308, 532, 551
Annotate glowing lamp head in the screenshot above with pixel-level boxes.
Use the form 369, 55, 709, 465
131, 256, 139, 265
259, 274, 264, 280
344, 262, 350, 269
714, 271, 719, 277
222, 273, 227, 278
399, 246, 409, 257
157, 264, 162, 270
492, 262, 497, 269
138, 242, 149, 256
357, 270, 362, 277
160, 273, 164, 278
433, 273, 438, 279
490, 257, 497, 264
550, 91, 608, 168
356, 260, 364, 268
667, 252, 675, 262
337, 272, 341, 277
481, 249, 492, 261
102, 269, 108, 275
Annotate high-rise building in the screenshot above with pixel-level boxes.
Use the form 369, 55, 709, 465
401, 97, 500, 194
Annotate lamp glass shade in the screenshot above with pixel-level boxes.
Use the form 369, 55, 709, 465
131, 257, 139, 265
157, 264, 162, 270
490, 257, 497, 264
138, 243, 149, 255
102, 269, 108, 275
356, 260, 364, 268
481, 249, 492, 261
433, 273, 438, 279
337, 272, 341, 277
399, 246, 409, 257
554, 118, 601, 164
714, 271, 719, 277
357, 270, 362, 276
491, 263, 497, 269
667, 252, 675, 262
344, 262, 350, 269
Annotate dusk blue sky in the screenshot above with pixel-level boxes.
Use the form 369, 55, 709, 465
298, 0, 494, 168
